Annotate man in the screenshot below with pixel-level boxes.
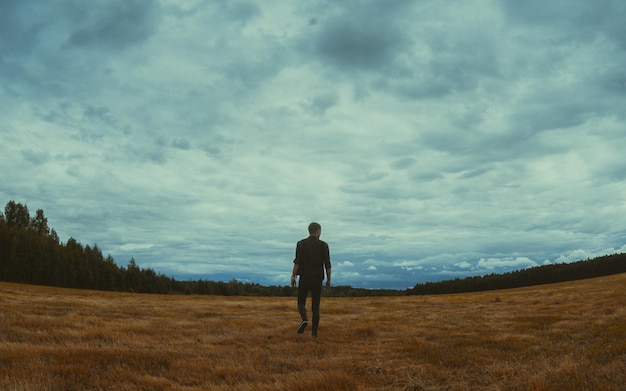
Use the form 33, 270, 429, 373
291, 222, 332, 338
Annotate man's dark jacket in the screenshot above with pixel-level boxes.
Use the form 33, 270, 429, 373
294, 235, 331, 280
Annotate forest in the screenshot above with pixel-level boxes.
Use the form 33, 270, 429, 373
407, 252, 626, 295
1, 200, 625, 296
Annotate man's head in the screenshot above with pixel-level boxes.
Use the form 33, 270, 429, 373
308, 222, 322, 237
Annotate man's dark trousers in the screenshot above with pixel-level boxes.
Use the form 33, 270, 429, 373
297, 276, 323, 336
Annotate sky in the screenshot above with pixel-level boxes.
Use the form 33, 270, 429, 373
2, 0, 626, 289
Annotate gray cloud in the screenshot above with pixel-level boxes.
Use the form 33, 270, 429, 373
501, 0, 626, 46
314, 17, 402, 71
308, 0, 411, 72
21, 149, 51, 165
63, 0, 160, 50
302, 92, 340, 115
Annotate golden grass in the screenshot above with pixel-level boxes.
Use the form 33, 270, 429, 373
1, 274, 625, 391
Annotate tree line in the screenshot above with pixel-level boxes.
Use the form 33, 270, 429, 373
0, 200, 362, 296
1, 200, 624, 296
406, 253, 626, 295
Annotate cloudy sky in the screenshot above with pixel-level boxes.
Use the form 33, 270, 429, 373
2, 0, 626, 289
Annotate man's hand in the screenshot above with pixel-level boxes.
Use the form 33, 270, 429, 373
325, 279, 331, 288
291, 276, 297, 288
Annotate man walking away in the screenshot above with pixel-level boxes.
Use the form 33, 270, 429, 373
291, 222, 331, 338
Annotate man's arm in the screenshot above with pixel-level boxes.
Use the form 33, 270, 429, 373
325, 266, 331, 287
291, 263, 299, 287
324, 242, 331, 287
291, 240, 301, 287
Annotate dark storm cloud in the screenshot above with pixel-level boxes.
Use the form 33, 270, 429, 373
63, 0, 160, 50
0, 0, 47, 55
0, 0, 160, 57
0, 0, 161, 107
314, 18, 402, 70
303, 0, 504, 103
306, 0, 411, 72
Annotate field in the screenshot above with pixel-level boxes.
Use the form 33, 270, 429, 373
1, 274, 625, 391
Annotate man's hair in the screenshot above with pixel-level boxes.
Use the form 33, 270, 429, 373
308, 222, 321, 234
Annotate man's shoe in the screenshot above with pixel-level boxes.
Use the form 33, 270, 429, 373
297, 321, 308, 334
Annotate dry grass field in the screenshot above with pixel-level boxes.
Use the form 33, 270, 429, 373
1, 274, 625, 391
